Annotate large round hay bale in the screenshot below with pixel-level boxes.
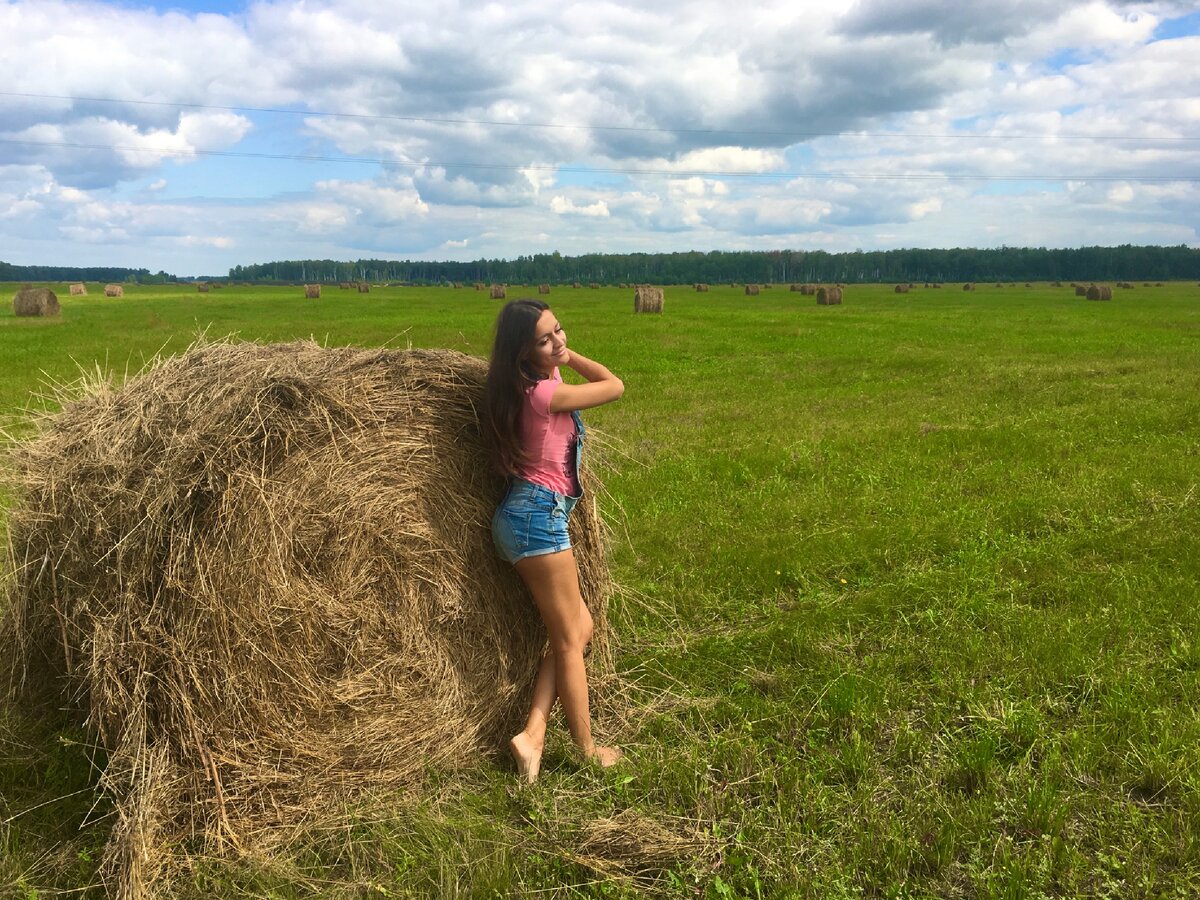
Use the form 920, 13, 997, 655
816, 286, 843, 305
1087, 285, 1112, 301
1075, 285, 1087, 297
744, 284, 760, 296
357, 282, 370, 293
0, 340, 615, 895
695, 283, 709, 292
538, 284, 551, 295
490, 284, 506, 300
69, 282, 87, 296
12, 286, 61, 317
962, 283, 975, 292
104, 284, 124, 297
894, 284, 909, 294
633, 285, 664, 313
304, 283, 321, 299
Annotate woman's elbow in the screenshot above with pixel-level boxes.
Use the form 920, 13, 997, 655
611, 378, 625, 400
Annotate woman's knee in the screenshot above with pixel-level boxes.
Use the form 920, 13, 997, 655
550, 614, 591, 656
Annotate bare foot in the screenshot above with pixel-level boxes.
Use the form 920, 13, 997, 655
587, 745, 622, 768
509, 732, 544, 784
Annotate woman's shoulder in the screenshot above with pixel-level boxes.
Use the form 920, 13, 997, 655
526, 369, 562, 414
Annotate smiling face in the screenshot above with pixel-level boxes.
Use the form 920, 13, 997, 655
526, 308, 568, 376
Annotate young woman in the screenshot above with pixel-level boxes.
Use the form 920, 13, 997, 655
485, 298, 624, 783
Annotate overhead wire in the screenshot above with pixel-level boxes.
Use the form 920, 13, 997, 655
1, 137, 1196, 183
2, 90, 1199, 143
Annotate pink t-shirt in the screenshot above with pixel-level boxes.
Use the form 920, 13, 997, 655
517, 368, 580, 496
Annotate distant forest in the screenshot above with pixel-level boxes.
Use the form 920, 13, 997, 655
0, 262, 174, 283
3, 245, 1199, 285
230, 245, 1200, 285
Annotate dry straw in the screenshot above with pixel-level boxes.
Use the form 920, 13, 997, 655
894, 284, 909, 294
197, 284, 210, 293
962, 283, 975, 292
538, 284, 551, 295
633, 286, 664, 314
744, 284, 760, 296
0, 339, 618, 899
1087, 285, 1113, 301
694, 283, 709, 292
303, 284, 321, 299
357, 283, 370, 293
12, 286, 61, 317
69, 283, 87, 296
490, 284, 507, 300
1075, 286, 1088, 297
816, 286, 843, 305
104, 284, 124, 297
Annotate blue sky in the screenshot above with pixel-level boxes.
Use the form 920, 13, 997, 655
0, 0, 1197, 276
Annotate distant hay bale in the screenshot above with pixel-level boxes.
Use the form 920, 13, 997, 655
633, 285, 664, 314
1052, 281, 1062, 287
744, 284, 760, 296
69, 283, 87, 296
816, 286, 842, 305
357, 283, 370, 294
452, 282, 463, 289
1087, 285, 1113, 301
339, 282, 351, 290
589, 283, 600, 289
1025, 283, 1033, 288
197, 284, 210, 293
474, 283, 485, 291
962, 283, 975, 292
0, 339, 616, 898
538, 284, 551, 295
104, 284, 124, 297
12, 286, 61, 317
801, 285, 816, 295
995, 282, 1004, 288
573, 282, 582, 289
894, 284, 909, 294
789, 284, 801, 292
695, 283, 709, 292
304, 284, 321, 299
490, 285, 506, 300
1155, 282, 1164, 287
1075, 286, 1087, 297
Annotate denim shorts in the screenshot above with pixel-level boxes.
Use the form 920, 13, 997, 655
492, 479, 580, 564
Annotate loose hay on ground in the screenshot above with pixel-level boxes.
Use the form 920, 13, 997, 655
0, 339, 618, 899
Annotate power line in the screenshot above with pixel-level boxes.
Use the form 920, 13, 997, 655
3, 90, 1200, 144
3, 137, 1196, 183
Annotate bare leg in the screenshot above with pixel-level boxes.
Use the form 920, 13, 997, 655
509, 651, 555, 783
510, 549, 620, 778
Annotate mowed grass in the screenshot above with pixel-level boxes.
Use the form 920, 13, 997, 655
2, 281, 1199, 897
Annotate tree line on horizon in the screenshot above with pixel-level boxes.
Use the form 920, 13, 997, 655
3, 245, 1198, 286
229, 245, 1200, 285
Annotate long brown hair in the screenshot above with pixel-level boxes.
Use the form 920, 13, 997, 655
485, 298, 550, 476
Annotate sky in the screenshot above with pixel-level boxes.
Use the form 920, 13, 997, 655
0, 0, 1198, 277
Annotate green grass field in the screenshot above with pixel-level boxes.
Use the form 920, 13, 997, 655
2, 281, 1199, 897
